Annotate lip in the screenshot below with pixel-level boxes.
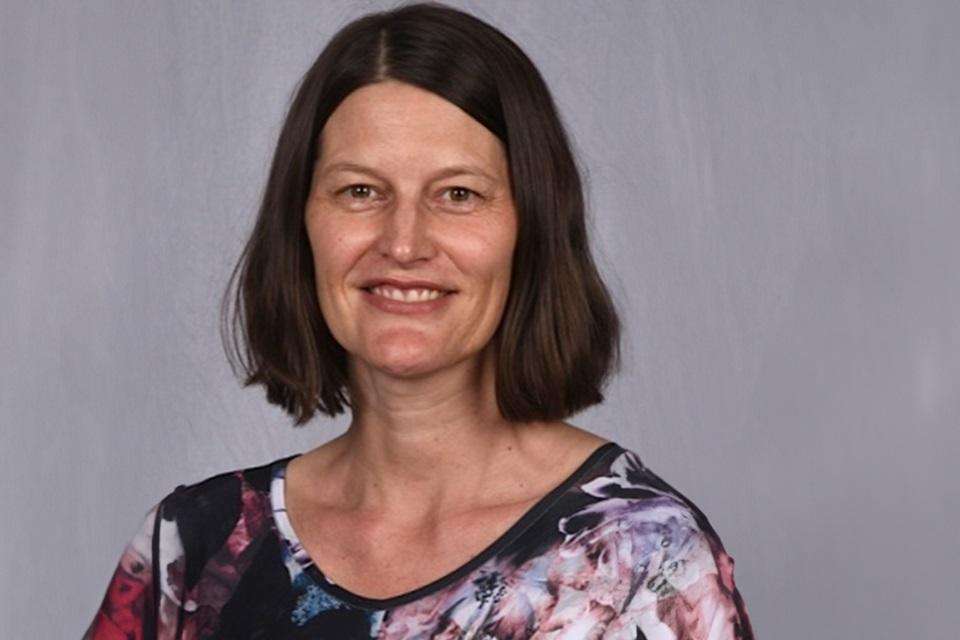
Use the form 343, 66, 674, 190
358, 277, 457, 293
360, 286, 456, 315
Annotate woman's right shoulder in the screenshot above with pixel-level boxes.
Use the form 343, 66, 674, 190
154, 453, 298, 552
164, 454, 299, 505
83, 453, 299, 639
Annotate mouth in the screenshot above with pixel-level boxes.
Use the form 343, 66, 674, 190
361, 284, 456, 303
358, 283, 457, 316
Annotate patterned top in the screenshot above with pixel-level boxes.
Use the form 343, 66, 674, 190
83, 441, 754, 639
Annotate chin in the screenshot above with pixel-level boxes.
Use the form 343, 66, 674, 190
373, 358, 447, 379
358, 345, 449, 378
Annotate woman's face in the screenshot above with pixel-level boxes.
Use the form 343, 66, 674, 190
304, 80, 517, 379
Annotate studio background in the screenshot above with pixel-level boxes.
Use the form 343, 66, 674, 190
3, 1, 958, 637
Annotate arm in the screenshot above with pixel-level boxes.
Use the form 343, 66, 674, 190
82, 495, 187, 640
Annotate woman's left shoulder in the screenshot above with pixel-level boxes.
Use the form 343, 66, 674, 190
574, 445, 726, 531
561, 443, 756, 638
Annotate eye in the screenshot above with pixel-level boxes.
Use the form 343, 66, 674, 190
337, 184, 379, 200
442, 186, 481, 205
334, 184, 482, 208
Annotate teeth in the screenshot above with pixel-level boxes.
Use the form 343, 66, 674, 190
370, 285, 447, 302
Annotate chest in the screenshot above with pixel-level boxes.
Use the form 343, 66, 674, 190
287, 498, 543, 600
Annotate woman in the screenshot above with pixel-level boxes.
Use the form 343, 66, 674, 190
84, 2, 754, 638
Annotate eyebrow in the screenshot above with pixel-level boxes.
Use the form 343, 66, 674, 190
320, 161, 497, 183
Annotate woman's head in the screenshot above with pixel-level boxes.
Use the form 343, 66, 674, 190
221, 1, 621, 426
305, 79, 517, 384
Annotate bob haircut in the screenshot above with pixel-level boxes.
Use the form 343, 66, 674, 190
220, 1, 621, 426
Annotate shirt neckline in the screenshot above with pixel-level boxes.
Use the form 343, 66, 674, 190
268, 440, 622, 611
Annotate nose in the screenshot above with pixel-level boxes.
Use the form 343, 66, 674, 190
375, 196, 436, 264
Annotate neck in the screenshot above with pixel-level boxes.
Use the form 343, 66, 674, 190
313, 347, 551, 522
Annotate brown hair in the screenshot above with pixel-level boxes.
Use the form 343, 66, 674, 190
220, 1, 622, 426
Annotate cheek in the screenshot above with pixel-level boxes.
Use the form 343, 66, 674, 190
306, 224, 360, 303
483, 228, 517, 291
449, 217, 517, 282
307, 212, 362, 267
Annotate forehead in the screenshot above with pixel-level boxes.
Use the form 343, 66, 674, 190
318, 80, 506, 174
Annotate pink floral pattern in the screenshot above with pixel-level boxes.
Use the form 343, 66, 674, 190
84, 443, 754, 639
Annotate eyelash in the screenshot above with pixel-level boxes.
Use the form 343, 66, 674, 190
336, 184, 481, 206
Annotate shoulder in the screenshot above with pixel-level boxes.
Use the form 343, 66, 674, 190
570, 444, 733, 548
163, 452, 297, 507
171, 451, 293, 494
154, 454, 297, 576
560, 444, 754, 638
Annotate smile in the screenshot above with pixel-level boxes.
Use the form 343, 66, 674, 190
360, 285, 455, 315
367, 285, 449, 302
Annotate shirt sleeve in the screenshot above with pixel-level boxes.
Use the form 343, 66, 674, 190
604, 524, 755, 639
82, 494, 187, 640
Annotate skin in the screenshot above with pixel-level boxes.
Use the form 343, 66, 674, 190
291, 79, 609, 597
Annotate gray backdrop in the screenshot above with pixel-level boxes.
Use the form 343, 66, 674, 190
3, 1, 958, 637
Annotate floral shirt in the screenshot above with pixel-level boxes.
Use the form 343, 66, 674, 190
83, 441, 754, 639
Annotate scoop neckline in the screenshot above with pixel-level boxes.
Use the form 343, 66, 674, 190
268, 440, 621, 611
